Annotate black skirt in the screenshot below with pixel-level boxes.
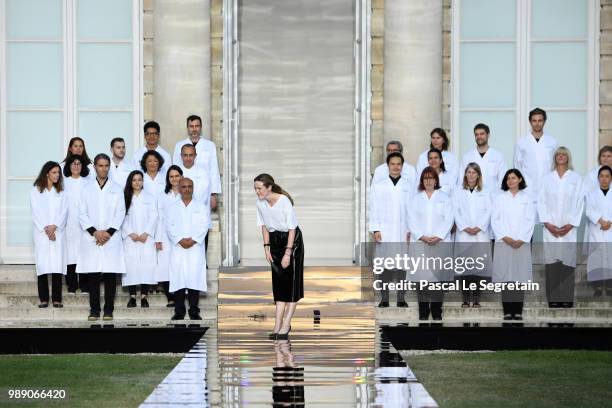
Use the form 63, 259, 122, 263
269, 227, 304, 302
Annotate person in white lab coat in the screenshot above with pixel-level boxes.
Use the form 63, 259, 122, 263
140, 150, 167, 198
407, 167, 455, 320
63, 154, 90, 294
254, 173, 304, 339
491, 169, 536, 320
514, 108, 558, 193
121, 170, 158, 308
371, 140, 416, 186
155, 165, 184, 307
416, 128, 459, 182
585, 165, 612, 296
167, 178, 211, 320
425, 148, 457, 195
77, 154, 126, 321
369, 152, 413, 308
538, 147, 585, 308
61, 137, 95, 181
454, 163, 492, 308
460, 123, 507, 192
30, 161, 68, 308
585, 146, 612, 192
178, 144, 212, 251
132, 121, 172, 177
172, 114, 221, 210
108, 137, 134, 188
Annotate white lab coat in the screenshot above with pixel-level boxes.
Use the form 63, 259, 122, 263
585, 189, 612, 281
64, 177, 88, 265
173, 138, 221, 194
167, 199, 211, 292
133, 145, 172, 178
416, 149, 459, 184
537, 170, 585, 267
460, 147, 507, 192
30, 187, 68, 276
369, 176, 413, 242
514, 133, 558, 192
437, 169, 458, 196
371, 163, 416, 186
180, 165, 212, 208
407, 190, 455, 282
491, 190, 536, 283
76, 179, 126, 274
154, 190, 181, 282
109, 159, 134, 189
122, 192, 158, 286
143, 171, 166, 199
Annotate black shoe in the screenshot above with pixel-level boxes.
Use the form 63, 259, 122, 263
52, 302, 63, 308
418, 315, 429, 321
268, 332, 278, 340
378, 301, 390, 308
189, 313, 202, 320
513, 314, 523, 321
141, 298, 149, 308
276, 332, 289, 340
396, 301, 408, 308
461, 302, 470, 308
594, 288, 603, 297
88, 313, 100, 321
503, 314, 512, 320
562, 302, 573, 308
38, 302, 49, 308
103, 313, 113, 321
166, 302, 175, 308
472, 302, 481, 308
171, 314, 184, 320
127, 297, 137, 308
432, 316, 442, 321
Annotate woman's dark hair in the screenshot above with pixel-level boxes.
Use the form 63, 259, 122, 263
386, 152, 404, 165
63, 137, 92, 166
34, 161, 63, 193
63, 154, 90, 178
598, 165, 612, 178
501, 169, 527, 191
254, 173, 294, 205
124, 170, 144, 214
418, 166, 440, 192
429, 128, 449, 151
140, 150, 165, 173
427, 148, 446, 173
165, 165, 184, 193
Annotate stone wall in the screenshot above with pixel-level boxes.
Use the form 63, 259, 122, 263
601, 0, 612, 147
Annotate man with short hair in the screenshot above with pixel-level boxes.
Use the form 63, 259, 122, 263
108, 137, 133, 188
371, 140, 416, 185
460, 123, 507, 191
167, 178, 211, 320
514, 108, 558, 192
172, 115, 221, 210
133, 121, 172, 176
77, 154, 126, 321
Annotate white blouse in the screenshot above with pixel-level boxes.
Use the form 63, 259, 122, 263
256, 195, 298, 232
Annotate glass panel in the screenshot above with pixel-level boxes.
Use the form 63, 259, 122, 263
460, 43, 516, 108
77, 0, 132, 40
78, 112, 133, 159
461, 0, 516, 39
7, 112, 64, 177
543, 111, 587, 174
6, 180, 35, 247
7, 43, 63, 108
459, 111, 516, 168
6, 0, 62, 40
532, 0, 587, 39
77, 43, 132, 109
531, 42, 587, 108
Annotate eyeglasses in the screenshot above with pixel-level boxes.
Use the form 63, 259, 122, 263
70, 162, 83, 166
145, 132, 159, 136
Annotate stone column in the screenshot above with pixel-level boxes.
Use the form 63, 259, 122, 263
384, 0, 443, 164
154, 0, 211, 150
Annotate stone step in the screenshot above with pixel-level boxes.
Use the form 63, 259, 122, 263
0, 293, 217, 308
0, 304, 217, 320
0, 319, 216, 328
218, 303, 373, 318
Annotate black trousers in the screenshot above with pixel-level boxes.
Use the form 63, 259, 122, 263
88, 273, 117, 315
159, 281, 174, 303
37, 274, 62, 303
66, 264, 88, 293
462, 275, 483, 303
417, 289, 444, 319
379, 269, 406, 303
545, 261, 575, 305
128, 285, 149, 296
174, 289, 200, 317
502, 289, 525, 315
